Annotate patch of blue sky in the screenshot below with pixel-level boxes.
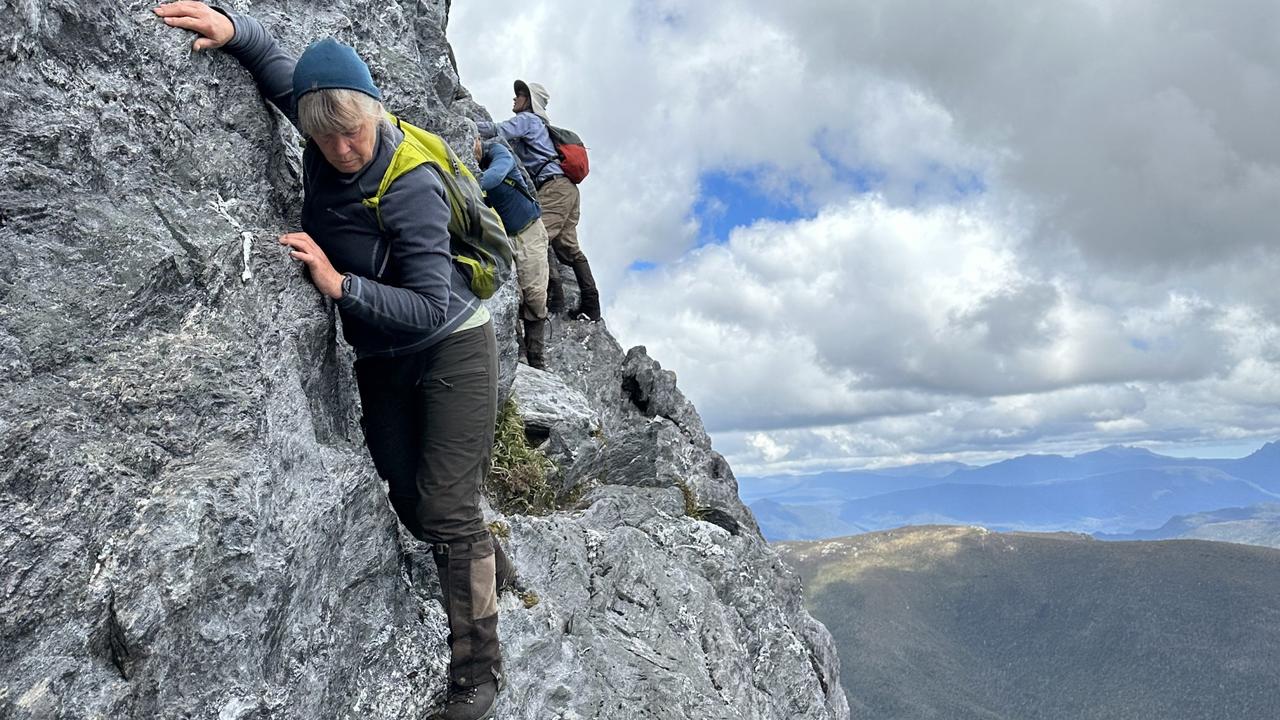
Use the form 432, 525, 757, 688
813, 136, 886, 194
691, 168, 813, 246
1129, 338, 1151, 351
689, 132, 990, 246
912, 161, 988, 200
813, 128, 988, 203
630, 3, 683, 40
830, 162, 887, 194
628, 260, 658, 272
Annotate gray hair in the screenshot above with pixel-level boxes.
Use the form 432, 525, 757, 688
297, 88, 385, 138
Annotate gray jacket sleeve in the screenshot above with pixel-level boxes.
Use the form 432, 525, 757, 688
335, 166, 455, 334
214, 9, 299, 128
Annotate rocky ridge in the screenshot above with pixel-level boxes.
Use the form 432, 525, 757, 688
0, 2, 848, 718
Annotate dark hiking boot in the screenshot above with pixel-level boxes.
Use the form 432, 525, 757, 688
522, 318, 547, 369
546, 247, 567, 314
493, 536, 517, 593
546, 278, 566, 315
570, 258, 602, 321
432, 678, 499, 720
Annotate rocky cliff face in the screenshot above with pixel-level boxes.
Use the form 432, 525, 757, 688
0, 2, 848, 718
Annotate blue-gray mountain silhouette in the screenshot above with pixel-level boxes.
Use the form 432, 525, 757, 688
745, 442, 1280, 540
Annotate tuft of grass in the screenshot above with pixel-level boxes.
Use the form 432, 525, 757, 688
675, 478, 706, 520
517, 590, 540, 608
558, 478, 593, 511
486, 399, 557, 515
487, 521, 511, 539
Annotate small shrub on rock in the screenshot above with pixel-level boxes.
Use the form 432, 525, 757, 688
486, 399, 557, 515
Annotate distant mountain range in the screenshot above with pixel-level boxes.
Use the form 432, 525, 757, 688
778, 526, 1280, 720
749, 499, 867, 541
1099, 503, 1280, 548
743, 442, 1280, 541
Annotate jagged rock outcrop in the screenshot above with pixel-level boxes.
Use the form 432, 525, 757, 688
0, 2, 848, 718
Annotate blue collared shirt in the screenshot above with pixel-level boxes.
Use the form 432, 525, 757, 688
477, 112, 562, 186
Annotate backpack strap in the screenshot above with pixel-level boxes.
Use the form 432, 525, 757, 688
361, 116, 429, 231
362, 115, 475, 238
528, 115, 564, 182
503, 175, 539, 205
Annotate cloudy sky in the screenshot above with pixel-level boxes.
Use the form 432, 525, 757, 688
449, 1, 1280, 476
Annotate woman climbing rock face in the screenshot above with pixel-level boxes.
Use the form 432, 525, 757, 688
153, 3, 504, 718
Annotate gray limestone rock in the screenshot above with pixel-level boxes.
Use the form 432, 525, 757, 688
620, 345, 710, 444
543, 320, 763, 538
487, 278, 521, 405
0, 2, 848, 719
499, 486, 843, 719
511, 363, 598, 440
510, 364, 601, 498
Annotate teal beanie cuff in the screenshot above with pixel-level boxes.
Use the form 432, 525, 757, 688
292, 38, 381, 102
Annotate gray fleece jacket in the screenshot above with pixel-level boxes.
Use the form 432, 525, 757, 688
219, 11, 482, 358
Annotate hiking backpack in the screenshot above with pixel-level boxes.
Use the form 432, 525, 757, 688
362, 115, 514, 299
536, 118, 590, 184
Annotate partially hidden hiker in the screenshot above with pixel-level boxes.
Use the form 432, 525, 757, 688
154, 3, 505, 717
473, 136, 550, 369
477, 80, 602, 322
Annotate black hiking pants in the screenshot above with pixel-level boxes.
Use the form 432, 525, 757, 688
355, 321, 502, 686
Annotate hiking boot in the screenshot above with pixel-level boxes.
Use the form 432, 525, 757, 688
493, 536, 517, 593
546, 248, 566, 314
570, 258, 601, 321
547, 282, 566, 315
522, 318, 547, 370
431, 678, 499, 720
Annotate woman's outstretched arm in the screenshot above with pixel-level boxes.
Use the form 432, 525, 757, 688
154, 2, 299, 127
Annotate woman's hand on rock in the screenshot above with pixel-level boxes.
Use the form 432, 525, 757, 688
153, 1, 234, 52
279, 233, 346, 300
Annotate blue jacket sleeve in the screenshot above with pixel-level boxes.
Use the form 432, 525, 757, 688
478, 144, 515, 192
491, 115, 533, 146
334, 166, 454, 333
214, 9, 299, 128
477, 117, 533, 142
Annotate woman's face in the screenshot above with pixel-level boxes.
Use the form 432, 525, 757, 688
313, 118, 378, 174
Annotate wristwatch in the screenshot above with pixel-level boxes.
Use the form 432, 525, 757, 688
341, 273, 353, 298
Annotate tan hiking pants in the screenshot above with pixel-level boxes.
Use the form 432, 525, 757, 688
514, 218, 549, 321
537, 175, 586, 264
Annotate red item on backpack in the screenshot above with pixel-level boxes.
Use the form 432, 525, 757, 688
543, 122, 590, 184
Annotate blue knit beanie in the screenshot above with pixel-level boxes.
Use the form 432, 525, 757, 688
292, 38, 381, 102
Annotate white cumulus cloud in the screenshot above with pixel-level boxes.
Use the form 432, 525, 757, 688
448, 0, 1280, 473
